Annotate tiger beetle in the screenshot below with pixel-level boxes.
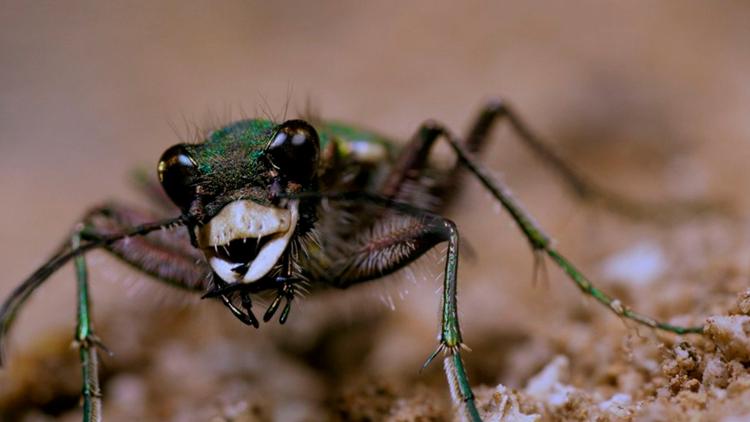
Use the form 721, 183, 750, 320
0, 100, 706, 421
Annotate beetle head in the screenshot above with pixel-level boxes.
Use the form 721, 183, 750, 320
157, 119, 320, 284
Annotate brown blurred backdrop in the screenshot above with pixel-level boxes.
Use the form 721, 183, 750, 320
2, 1, 750, 421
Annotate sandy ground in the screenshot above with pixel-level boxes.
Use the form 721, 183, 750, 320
2, 1, 750, 421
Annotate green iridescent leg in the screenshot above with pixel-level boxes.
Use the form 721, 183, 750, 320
314, 210, 482, 421
442, 127, 705, 335
0, 211, 187, 368
0, 205, 205, 422
71, 231, 102, 422
422, 219, 482, 422
384, 120, 703, 335
321, 116, 706, 421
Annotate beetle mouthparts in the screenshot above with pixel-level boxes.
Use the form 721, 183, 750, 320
197, 200, 299, 284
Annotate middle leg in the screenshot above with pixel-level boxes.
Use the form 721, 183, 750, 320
406, 122, 703, 334
378, 119, 704, 334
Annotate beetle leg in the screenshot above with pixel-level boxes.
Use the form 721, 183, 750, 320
262, 276, 295, 323
405, 121, 704, 334
263, 290, 283, 322
317, 211, 480, 421
216, 288, 259, 328
425, 219, 481, 422
279, 292, 294, 325
0, 203, 207, 364
385, 99, 726, 220
79, 203, 211, 292
463, 99, 725, 220
71, 231, 102, 422
464, 99, 593, 195
304, 114, 711, 419
0, 203, 211, 419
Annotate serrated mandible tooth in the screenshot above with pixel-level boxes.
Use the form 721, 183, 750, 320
231, 263, 249, 275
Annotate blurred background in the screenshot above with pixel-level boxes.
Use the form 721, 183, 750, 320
2, 1, 750, 420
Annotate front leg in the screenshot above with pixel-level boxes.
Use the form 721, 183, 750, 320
318, 212, 482, 422
0, 203, 207, 422
71, 231, 102, 422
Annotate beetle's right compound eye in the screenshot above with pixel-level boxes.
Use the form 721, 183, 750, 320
158, 144, 199, 211
266, 120, 320, 184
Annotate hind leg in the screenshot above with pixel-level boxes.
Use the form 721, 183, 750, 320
464, 99, 725, 220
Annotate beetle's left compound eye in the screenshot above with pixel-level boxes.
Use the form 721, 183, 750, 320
158, 144, 199, 211
266, 120, 320, 183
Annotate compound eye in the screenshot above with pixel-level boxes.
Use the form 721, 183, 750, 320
158, 144, 199, 211
266, 120, 320, 183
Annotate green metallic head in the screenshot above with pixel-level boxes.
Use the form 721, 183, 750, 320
157, 119, 320, 284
